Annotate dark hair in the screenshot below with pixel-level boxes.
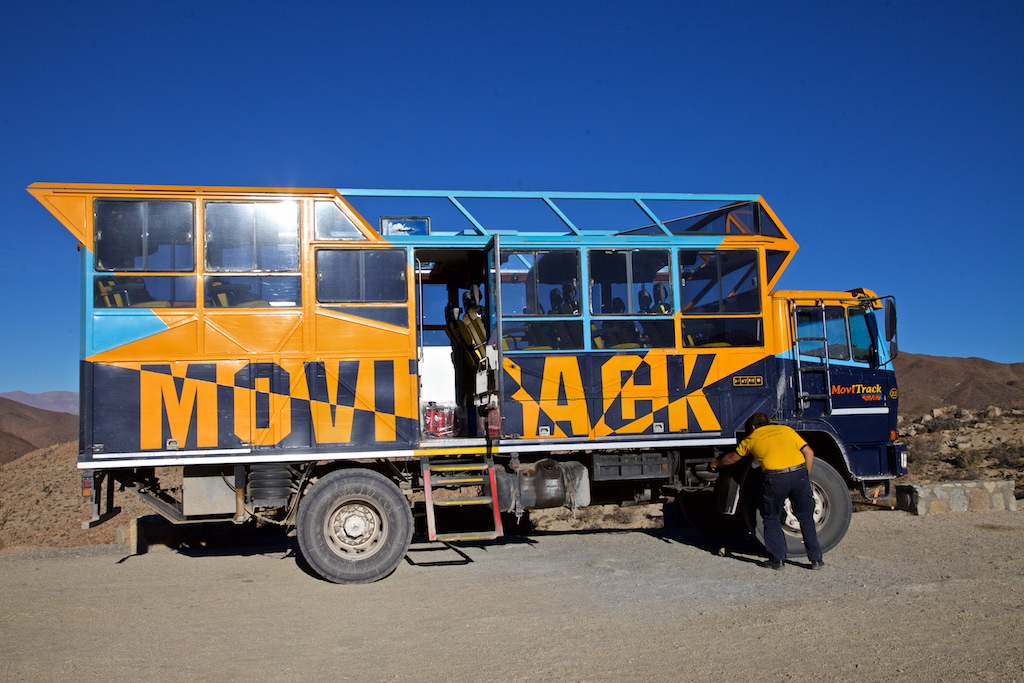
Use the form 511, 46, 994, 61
747, 412, 771, 431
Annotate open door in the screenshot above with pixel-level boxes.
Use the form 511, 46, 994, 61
482, 235, 502, 438
413, 239, 501, 439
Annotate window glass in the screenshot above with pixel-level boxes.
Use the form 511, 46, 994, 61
317, 249, 407, 303
205, 201, 299, 272
680, 250, 760, 315
679, 318, 762, 348
502, 320, 585, 351
825, 307, 851, 360
795, 308, 825, 358
589, 250, 671, 315
663, 202, 757, 235
499, 250, 580, 317
205, 276, 300, 308
94, 200, 194, 272
849, 308, 874, 363
765, 250, 788, 285
94, 276, 195, 308
315, 201, 365, 240
757, 204, 785, 238
796, 306, 850, 359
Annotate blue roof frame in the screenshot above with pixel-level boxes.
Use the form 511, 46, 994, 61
337, 188, 764, 240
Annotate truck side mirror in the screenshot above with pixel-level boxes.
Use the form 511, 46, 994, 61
884, 299, 898, 358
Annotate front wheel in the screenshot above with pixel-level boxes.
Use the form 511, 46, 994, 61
750, 459, 852, 557
297, 468, 413, 584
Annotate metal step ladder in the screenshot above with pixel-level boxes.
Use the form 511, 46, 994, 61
421, 456, 504, 542
791, 299, 834, 416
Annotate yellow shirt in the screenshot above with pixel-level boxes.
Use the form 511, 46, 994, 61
735, 424, 807, 471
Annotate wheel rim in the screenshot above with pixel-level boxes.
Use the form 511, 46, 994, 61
323, 497, 387, 560
780, 481, 826, 535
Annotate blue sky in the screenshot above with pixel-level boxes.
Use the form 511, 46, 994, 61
2, 1, 1021, 393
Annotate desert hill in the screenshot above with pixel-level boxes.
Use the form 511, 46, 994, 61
893, 353, 1024, 419
0, 391, 78, 415
0, 397, 78, 465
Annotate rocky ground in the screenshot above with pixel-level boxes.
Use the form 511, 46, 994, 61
899, 406, 1024, 499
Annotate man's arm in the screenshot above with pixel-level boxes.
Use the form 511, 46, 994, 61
710, 451, 742, 471
801, 444, 815, 472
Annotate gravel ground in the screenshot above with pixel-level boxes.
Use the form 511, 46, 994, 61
1, 509, 1022, 682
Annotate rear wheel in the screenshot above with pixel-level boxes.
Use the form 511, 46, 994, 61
751, 459, 851, 557
297, 468, 413, 584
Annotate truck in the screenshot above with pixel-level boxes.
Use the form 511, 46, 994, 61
30, 182, 906, 583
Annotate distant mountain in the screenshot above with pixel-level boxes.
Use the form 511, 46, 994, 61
0, 397, 78, 465
893, 352, 1024, 419
0, 391, 78, 415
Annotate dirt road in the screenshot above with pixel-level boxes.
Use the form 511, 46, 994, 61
2, 509, 1022, 682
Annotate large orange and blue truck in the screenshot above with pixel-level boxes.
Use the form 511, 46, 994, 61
30, 183, 905, 583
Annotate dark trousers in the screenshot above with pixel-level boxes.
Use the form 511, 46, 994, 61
762, 467, 823, 563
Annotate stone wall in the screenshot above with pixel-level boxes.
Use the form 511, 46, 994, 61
896, 480, 1018, 516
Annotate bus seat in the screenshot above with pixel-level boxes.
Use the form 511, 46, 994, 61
95, 278, 127, 307
638, 286, 653, 313
602, 297, 642, 348
549, 289, 564, 314
96, 277, 166, 308
654, 283, 670, 314
561, 281, 579, 315
462, 285, 488, 345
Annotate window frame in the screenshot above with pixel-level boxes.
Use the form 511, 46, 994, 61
203, 200, 300, 273
93, 199, 195, 273
679, 248, 761, 316
315, 247, 410, 304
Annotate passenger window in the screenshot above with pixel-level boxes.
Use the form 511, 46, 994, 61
589, 250, 672, 315
680, 250, 760, 314
678, 318, 763, 348
499, 250, 580, 317
678, 249, 762, 348
315, 201, 365, 240
205, 201, 299, 272
94, 200, 194, 272
499, 250, 583, 351
94, 276, 195, 309
205, 276, 300, 308
588, 249, 673, 349
317, 249, 408, 303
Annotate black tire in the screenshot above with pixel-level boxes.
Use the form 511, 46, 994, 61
751, 459, 852, 557
296, 468, 413, 584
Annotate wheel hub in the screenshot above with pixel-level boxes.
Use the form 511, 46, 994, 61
326, 501, 384, 557
781, 484, 825, 533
